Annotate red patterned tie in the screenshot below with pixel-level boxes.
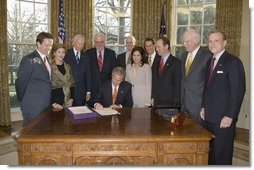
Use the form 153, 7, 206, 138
159, 58, 164, 75
98, 51, 103, 71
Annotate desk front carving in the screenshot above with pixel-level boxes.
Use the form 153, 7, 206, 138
15, 108, 212, 165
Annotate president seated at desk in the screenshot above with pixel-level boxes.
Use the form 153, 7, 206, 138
92, 66, 133, 110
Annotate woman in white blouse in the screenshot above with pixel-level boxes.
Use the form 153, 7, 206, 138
125, 46, 152, 107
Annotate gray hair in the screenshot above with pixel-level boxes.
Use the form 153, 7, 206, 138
112, 66, 126, 79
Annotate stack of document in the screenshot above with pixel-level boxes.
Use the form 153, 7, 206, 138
94, 108, 120, 116
67, 106, 97, 119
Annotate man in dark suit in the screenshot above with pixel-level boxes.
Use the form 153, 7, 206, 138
94, 66, 133, 109
181, 29, 212, 126
117, 35, 136, 69
64, 34, 91, 106
152, 36, 182, 107
144, 37, 159, 69
15, 32, 54, 126
85, 33, 117, 106
200, 31, 246, 165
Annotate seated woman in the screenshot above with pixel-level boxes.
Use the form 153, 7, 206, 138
51, 43, 75, 111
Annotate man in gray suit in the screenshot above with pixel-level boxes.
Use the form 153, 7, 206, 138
15, 32, 54, 126
181, 29, 212, 126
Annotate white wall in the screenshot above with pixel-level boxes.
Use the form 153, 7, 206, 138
237, 0, 250, 129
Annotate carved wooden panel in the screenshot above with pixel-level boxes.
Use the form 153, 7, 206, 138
73, 143, 156, 153
158, 153, 195, 165
158, 142, 197, 153
74, 156, 156, 165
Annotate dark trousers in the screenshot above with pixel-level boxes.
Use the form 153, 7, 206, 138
205, 120, 236, 165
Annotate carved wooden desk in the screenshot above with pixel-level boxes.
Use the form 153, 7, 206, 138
15, 108, 213, 165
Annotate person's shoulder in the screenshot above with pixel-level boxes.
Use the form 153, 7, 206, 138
105, 47, 116, 54
117, 52, 126, 57
122, 80, 132, 88
170, 54, 182, 63
85, 47, 96, 54
199, 47, 212, 58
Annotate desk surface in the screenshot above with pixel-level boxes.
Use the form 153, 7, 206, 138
15, 108, 213, 165
16, 108, 212, 141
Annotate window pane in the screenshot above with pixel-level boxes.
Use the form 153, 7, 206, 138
190, 0, 204, 4
107, 11, 119, 27
177, 27, 187, 44
177, 0, 188, 6
190, 8, 202, 25
204, 5, 216, 24
175, 46, 186, 59
35, 24, 48, 33
107, 27, 119, 44
20, 1, 34, 23
94, 0, 131, 50
95, 8, 107, 27
177, 8, 189, 25
95, 0, 108, 7
203, 25, 215, 44
35, 3, 48, 23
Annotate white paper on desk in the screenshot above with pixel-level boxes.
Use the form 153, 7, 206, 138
68, 106, 94, 115
94, 108, 119, 116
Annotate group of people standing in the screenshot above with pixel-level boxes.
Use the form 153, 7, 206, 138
15, 28, 246, 165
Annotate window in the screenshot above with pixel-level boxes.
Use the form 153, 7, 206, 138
171, 0, 216, 59
94, 0, 132, 55
7, 0, 49, 108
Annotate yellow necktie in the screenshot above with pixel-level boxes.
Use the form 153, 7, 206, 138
148, 55, 152, 66
112, 86, 118, 104
185, 53, 193, 75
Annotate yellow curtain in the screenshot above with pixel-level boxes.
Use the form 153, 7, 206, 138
0, 0, 11, 126
132, 0, 172, 46
216, 0, 242, 56
50, 0, 93, 49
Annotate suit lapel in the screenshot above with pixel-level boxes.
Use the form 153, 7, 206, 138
115, 83, 124, 104
160, 55, 173, 76
208, 52, 227, 85
187, 49, 202, 75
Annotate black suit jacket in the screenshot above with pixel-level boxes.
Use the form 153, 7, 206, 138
64, 48, 91, 106
85, 47, 117, 104
117, 52, 127, 69
202, 51, 246, 123
95, 80, 133, 108
152, 54, 182, 107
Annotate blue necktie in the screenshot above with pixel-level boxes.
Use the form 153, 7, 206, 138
76, 52, 79, 64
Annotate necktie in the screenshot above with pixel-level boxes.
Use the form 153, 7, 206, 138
159, 58, 164, 75
112, 86, 118, 104
185, 53, 193, 76
148, 55, 152, 66
127, 53, 131, 64
98, 51, 103, 71
76, 52, 79, 64
208, 57, 216, 83
43, 57, 51, 77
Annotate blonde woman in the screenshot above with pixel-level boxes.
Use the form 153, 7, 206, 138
51, 43, 75, 111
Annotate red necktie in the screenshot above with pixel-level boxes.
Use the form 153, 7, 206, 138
159, 58, 164, 75
98, 51, 103, 71
208, 57, 216, 83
